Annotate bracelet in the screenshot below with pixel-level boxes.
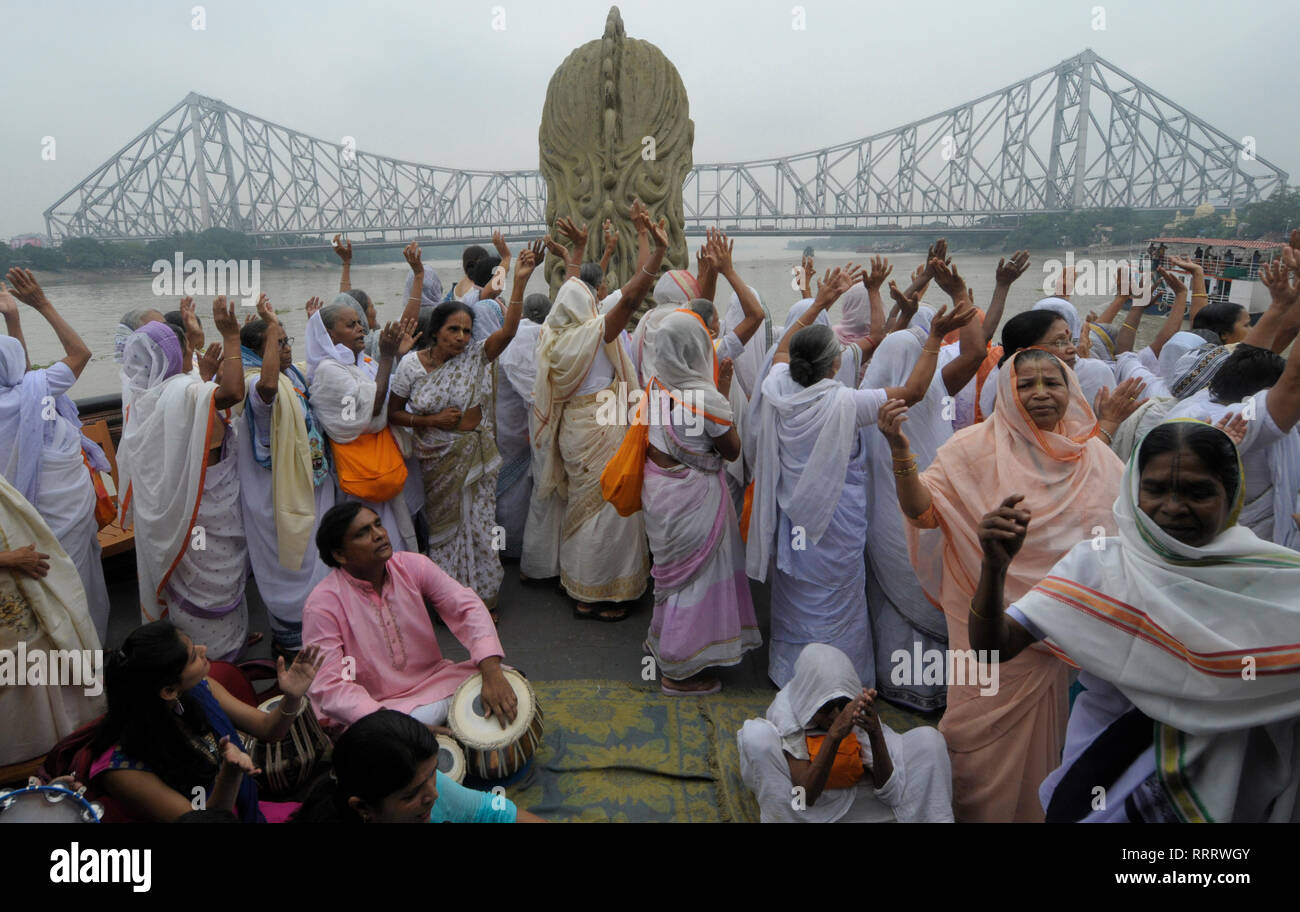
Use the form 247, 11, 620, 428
509, 300, 523, 306
969, 600, 990, 621
1120, 322, 1138, 331
922, 346, 941, 355
223, 355, 241, 362
1097, 426, 1113, 444
641, 267, 656, 278
891, 453, 917, 464
1191, 293, 1208, 298
892, 464, 918, 477
276, 696, 308, 718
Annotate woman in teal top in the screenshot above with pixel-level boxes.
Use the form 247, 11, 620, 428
292, 709, 544, 823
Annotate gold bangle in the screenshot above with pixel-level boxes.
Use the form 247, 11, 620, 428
891, 453, 917, 463
922, 346, 941, 355
969, 600, 990, 621
1191, 293, 1209, 298
1097, 427, 1113, 443
1121, 322, 1138, 331
893, 465, 918, 477
223, 355, 241, 361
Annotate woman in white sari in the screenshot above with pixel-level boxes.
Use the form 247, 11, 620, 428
746, 265, 974, 686
496, 293, 551, 563
118, 301, 250, 661
306, 298, 418, 554
643, 310, 760, 694
236, 304, 334, 655
630, 268, 700, 387
387, 244, 540, 618
0, 473, 104, 766
524, 208, 668, 619
972, 420, 1300, 821
0, 271, 112, 642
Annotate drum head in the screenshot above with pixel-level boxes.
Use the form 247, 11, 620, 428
448, 670, 536, 749
435, 734, 467, 784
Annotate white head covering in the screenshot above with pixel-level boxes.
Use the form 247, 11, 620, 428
1032, 297, 1082, 341
909, 304, 937, 336
651, 311, 732, 423
1157, 331, 1211, 387
833, 284, 872, 345
745, 359, 861, 581
305, 309, 376, 384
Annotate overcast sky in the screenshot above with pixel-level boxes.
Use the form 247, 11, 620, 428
1, 0, 1293, 239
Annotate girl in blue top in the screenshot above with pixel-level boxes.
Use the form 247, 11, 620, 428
292, 709, 545, 823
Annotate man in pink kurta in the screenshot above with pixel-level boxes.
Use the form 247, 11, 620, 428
304, 548, 505, 728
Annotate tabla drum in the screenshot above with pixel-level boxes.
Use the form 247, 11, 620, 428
0, 780, 103, 823
435, 734, 467, 784
448, 669, 543, 780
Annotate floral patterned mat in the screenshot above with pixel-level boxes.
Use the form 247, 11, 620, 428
499, 680, 933, 823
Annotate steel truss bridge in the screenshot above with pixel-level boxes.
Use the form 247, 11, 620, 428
45, 49, 1288, 249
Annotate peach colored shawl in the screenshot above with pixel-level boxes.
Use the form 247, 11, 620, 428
905, 350, 1125, 821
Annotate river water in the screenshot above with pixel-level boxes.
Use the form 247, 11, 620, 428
24, 237, 1159, 399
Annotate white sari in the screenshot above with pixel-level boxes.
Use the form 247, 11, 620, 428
0, 474, 104, 765
496, 318, 543, 560
525, 279, 648, 601
119, 326, 249, 660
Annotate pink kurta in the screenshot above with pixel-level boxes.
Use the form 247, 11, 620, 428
303, 552, 504, 727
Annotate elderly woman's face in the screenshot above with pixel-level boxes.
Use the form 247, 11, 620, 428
1015, 359, 1070, 430
1035, 318, 1077, 367
1138, 447, 1230, 547
329, 312, 367, 353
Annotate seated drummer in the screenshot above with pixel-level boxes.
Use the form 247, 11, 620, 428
292, 709, 544, 822
303, 503, 517, 733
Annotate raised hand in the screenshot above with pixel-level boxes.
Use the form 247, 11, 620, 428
630, 198, 653, 235
555, 217, 589, 254
927, 300, 977, 339
888, 279, 920, 319
995, 250, 1031, 286
4, 268, 48, 307
276, 644, 324, 699
1093, 377, 1148, 425
180, 296, 204, 349
377, 321, 404, 359
851, 688, 882, 737
711, 230, 735, 274
541, 234, 569, 262
305, 296, 323, 318
196, 342, 222, 381
492, 229, 511, 260
403, 241, 424, 275
1214, 411, 1249, 447
876, 398, 911, 452
212, 295, 240, 339
255, 293, 278, 326
647, 216, 669, 251
863, 255, 893, 291
801, 254, 815, 295
332, 234, 352, 263
0, 283, 17, 318
813, 266, 856, 309
1260, 255, 1300, 309
397, 326, 421, 358
1156, 265, 1186, 296
924, 238, 949, 275
828, 694, 867, 740
979, 495, 1031, 570
718, 357, 734, 397
929, 257, 966, 298
515, 242, 543, 285
602, 219, 618, 253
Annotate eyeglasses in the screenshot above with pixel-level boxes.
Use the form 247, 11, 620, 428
1041, 337, 1073, 351
278, 337, 295, 349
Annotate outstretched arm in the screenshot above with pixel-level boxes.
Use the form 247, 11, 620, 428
333, 234, 352, 292
986, 251, 1030, 346
604, 201, 668, 343
484, 242, 543, 361
5, 268, 91, 377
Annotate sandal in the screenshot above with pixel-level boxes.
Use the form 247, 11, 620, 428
661, 676, 722, 697
572, 603, 631, 623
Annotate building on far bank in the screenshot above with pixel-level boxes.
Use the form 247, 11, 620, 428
9, 233, 47, 248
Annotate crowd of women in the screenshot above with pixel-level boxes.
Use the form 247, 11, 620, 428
2, 208, 1299, 823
